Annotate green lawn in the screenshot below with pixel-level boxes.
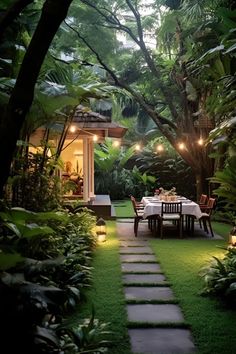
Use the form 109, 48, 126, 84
79, 216, 236, 354
149, 238, 236, 354
78, 221, 132, 354
112, 199, 134, 218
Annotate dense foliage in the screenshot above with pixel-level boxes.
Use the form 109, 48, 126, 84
0, 204, 112, 353
201, 247, 236, 306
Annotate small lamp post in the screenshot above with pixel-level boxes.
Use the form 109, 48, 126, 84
96, 217, 107, 242
229, 223, 236, 247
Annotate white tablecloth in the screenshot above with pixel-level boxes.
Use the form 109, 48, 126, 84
141, 197, 202, 220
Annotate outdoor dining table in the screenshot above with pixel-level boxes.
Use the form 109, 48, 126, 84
141, 196, 202, 234
141, 196, 202, 219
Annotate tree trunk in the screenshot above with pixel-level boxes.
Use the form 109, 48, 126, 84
0, 0, 73, 197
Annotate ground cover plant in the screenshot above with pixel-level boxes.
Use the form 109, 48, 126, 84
0, 205, 113, 354
201, 246, 236, 305
78, 221, 132, 354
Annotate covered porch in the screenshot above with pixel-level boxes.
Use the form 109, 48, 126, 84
30, 105, 127, 217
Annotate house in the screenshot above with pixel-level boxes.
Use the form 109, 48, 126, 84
30, 105, 127, 217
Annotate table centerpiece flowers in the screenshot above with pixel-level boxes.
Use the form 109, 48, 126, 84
159, 187, 177, 201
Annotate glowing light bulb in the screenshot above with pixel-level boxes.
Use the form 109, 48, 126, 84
69, 125, 76, 133
93, 134, 98, 142
178, 142, 185, 150
135, 144, 141, 151
113, 140, 120, 147
198, 138, 204, 146
156, 144, 164, 152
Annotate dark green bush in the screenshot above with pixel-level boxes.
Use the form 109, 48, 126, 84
0, 205, 111, 354
200, 247, 236, 306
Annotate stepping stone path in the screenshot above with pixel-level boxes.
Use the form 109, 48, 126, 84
118, 223, 196, 354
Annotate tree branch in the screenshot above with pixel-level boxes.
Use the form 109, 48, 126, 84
0, 0, 73, 195
79, 0, 180, 121
64, 21, 177, 134
64, 20, 120, 85
80, 0, 140, 45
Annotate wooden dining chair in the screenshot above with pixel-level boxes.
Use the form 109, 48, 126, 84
131, 196, 144, 237
198, 198, 216, 237
130, 196, 159, 237
198, 194, 208, 208
130, 195, 144, 210
159, 202, 183, 239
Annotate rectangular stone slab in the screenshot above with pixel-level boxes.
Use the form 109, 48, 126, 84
120, 247, 153, 254
127, 304, 184, 323
121, 263, 161, 273
128, 328, 196, 354
120, 241, 149, 247
120, 254, 156, 262
122, 274, 166, 284
124, 286, 175, 301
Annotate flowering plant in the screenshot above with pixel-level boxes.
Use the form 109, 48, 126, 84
159, 187, 176, 196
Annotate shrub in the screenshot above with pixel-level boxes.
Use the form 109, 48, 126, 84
0, 205, 110, 354
200, 247, 236, 306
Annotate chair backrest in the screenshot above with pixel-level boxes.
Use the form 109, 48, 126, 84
130, 195, 139, 216
161, 202, 182, 215
205, 198, 216, 215
199, 194, 208, 205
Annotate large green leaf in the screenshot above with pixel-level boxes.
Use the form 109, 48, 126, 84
0, 252, 25, 271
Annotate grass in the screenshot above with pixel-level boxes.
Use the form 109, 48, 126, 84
149, 237, 236, 354
78, 221, 132, 354
78, 208, 235, 354
212, 221, 232, 241
112, 199, 133, 218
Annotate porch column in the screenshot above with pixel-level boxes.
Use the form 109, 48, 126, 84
88, 138, 95, 198
83, 137, 89, 202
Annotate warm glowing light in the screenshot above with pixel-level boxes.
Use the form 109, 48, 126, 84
231, 235, 236, 246
178, 142, 185, 150
93, 134, 98, 142
229, 225, 236, 246
156, 144, 164, 152
113, 140, 120, 147
198, 138, 204, 146
135, 144, 141, 151
96, 217, 107, 243
69, 125, 76, 133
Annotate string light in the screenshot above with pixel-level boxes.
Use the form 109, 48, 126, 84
178, 142, 185, 150
156, 144, 164, 152
113, 140, 120, 147
69, 125, 76, 133
135, 144, 141, 151
198, 138, 204, 146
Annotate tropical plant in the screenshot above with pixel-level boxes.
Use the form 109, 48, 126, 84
130, 166, 157, 197
94, 138, 135, 199
208, 117, 236, 219
200, 247, 236, 306
0, 0, 75, 196
59, 310, 112, 354
0, 204, 103, 353
135, 138, 196, 199
60, 0, 236, 199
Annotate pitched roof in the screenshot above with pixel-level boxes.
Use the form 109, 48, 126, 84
73, 105, 127, 138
